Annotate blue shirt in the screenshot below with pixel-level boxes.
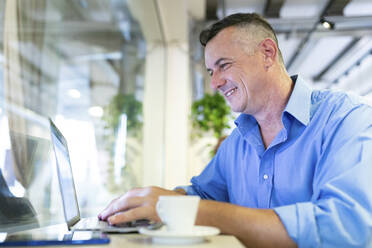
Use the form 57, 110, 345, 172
181, 76, 372, 247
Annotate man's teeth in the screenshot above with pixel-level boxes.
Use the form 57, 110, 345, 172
226, 88, 237, 97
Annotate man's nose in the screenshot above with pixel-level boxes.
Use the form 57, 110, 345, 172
211, 72, 225, 90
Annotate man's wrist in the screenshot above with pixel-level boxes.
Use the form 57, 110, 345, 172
173, 188, 186, 195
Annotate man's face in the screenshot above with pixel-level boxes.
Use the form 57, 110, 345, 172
204, 27, 268, 115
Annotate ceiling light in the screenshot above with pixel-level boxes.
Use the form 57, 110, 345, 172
68, 89, 81, 99
322, 21, 331, 29
320, 18, 335, 30
0, 108, 2, 115
88, 106, 103, 118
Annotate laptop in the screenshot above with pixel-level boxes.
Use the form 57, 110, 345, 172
49, 119, 150, 233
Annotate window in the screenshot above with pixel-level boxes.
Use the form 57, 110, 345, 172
0, 0, 147, 230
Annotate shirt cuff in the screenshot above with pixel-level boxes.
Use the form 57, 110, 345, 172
275, 202, 320, 248
173, 185, 199, 195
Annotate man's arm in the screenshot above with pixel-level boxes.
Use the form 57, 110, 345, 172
197, 200, 296, 248
174, 186, 295, 246
98, 186, 185, 223
99, 186, 295, 247
173, 188, 186, 194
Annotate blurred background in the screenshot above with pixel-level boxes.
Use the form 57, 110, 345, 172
0, 0, 371, 232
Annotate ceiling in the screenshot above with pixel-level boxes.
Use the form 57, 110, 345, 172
2, 0, 372, 115
204, 0, 372, 94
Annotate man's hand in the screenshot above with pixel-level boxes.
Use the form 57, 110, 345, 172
98, 186, 183, 225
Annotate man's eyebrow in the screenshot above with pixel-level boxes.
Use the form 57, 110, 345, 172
214, 57, 230, 67
206, 58, 231, 75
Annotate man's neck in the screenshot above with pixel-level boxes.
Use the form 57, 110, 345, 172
254, 74, 294, 148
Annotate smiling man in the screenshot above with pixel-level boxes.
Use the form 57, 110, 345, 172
99, 13, 372, 247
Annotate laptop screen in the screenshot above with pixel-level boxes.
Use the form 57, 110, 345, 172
49, 120, 80, 227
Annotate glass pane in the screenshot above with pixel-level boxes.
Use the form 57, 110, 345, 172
0, 0, 147, 232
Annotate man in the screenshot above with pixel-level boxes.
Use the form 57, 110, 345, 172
99, 13, 372, 247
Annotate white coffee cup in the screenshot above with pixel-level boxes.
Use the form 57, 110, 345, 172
156, 195, 200, 233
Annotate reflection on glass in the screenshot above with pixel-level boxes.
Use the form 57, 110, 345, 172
51, 128, 79, 224
114, 114, 127, 184
0, 0, 146, 232
0, 167, 39, 232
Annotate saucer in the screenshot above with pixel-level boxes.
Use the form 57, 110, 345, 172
139, 225, 220, 245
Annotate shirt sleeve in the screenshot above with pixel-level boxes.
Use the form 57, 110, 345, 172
183, 138, 230, 202
275, 105, 372, 247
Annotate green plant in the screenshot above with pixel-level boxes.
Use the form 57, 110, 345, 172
102, 93, 143, 192
103, 93, 143, 136
191, 92, 232, 140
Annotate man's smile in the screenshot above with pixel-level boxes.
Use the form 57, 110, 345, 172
224, 87, 238, 97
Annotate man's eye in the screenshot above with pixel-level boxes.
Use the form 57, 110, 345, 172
207, 70, 213, 76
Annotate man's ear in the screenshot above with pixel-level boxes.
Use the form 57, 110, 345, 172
259, 38, 277, 69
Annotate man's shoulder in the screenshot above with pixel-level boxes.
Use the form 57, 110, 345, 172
311, 88, 371, 115
310, 88, 372, 130
216, 128, 245, 152
221, 128, 241, 145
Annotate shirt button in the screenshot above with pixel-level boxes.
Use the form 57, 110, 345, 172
263, 174, 269, 180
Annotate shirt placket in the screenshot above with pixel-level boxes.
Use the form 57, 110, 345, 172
258, 149, 274, 208
257, 128, 288, 208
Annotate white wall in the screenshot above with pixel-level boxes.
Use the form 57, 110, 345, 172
129, 0, 205, 188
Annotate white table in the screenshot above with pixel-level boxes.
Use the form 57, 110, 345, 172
1, 225, 244, 248
106, 233, 244, 248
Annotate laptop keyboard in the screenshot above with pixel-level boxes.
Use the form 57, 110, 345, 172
74, 217, 107, 229
112, 219, 150, 228
75, 217, 150, 229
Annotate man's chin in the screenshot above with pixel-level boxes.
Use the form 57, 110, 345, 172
227, 101, 244, 113
230, 106, 242, 113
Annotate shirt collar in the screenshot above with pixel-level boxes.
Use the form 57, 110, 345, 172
234, 75, 312, 136
235, 114, 257, 138
284, 75, 312, 126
